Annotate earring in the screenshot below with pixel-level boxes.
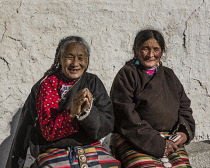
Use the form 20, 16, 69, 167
135, 60, 140, 65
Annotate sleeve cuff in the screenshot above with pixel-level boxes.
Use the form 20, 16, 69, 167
76, 99, 93, 120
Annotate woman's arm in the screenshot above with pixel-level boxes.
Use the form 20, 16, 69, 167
173, 73, 195, 144
76, 75, 114, 140
37, 77, 79, 141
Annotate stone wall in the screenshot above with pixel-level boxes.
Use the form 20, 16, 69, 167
1, 0, 210, 167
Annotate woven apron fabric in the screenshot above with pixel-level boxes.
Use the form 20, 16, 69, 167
37, 142, 121, 168
113, 133, 191, 168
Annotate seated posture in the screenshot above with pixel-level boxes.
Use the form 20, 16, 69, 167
110, 29, 195, 168
6, 36, 120, 168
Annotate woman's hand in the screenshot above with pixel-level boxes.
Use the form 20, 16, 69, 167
70, 88, 93, 118
81, 88, 92, 112
164, 140, 178, 156
174, 132, 187, 147
164, 132, 187, 156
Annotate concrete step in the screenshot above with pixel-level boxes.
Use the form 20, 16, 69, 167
186, 140, 210, 168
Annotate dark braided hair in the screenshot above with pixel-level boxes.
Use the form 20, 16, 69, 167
44, 36, 90, 76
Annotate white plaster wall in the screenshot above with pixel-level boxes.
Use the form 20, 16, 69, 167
0, 0, 210, 167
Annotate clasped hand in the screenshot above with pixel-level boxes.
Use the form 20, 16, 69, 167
164, 132, 187, 156
70, 88, 93, 118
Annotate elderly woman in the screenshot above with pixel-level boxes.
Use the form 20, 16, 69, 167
6, 36, 120, 168
110, 29, 195, 168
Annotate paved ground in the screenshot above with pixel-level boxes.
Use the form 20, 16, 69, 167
186, 140, 210, 168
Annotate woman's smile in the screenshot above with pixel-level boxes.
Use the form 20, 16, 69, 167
136, 38, 162, 68
60, 42, 88, 80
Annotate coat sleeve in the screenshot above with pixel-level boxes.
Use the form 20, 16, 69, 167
110, 66, 166, 158
172, 71, 195, 143
77, 75, 114, 140
6, 91, 35, 168
6, 77, 44, 168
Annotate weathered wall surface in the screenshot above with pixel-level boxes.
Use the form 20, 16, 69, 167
0, 0, 210, 167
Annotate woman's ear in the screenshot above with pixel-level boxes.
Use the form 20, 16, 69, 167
158, 52, 163, 59
133, 47, 138, 59
58, 53, 62, 64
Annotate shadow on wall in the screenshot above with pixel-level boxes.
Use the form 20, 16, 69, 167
202, 140, 210, 144
0, 108, 22, 168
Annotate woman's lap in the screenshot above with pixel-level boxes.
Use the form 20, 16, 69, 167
113, 134, 191, 168
37, 142, 120, 168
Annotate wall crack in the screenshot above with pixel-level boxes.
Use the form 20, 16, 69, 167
7, 36, 21, 42
0, 57, 10, 70
1, 21, 8, 42
183, 0, 205, 51
192, 78, 210, 97
16, 0, 22, 13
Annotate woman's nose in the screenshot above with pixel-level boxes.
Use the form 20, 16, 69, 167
148, 49, 155, 57
71, 58, 79, 66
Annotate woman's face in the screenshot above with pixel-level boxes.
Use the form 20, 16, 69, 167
60, 42, 88, 80
136, 38, 162, 68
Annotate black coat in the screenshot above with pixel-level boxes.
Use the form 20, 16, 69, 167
110, 62, 195, 158
6, 72, 114, 168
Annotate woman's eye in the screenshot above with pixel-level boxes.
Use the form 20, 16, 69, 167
65, 56, 73, 59
78, 57, 83, 60
141, 47, 149, 51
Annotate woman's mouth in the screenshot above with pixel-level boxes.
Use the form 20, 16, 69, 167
68, 69, 80, 73
145, 59, 156, 62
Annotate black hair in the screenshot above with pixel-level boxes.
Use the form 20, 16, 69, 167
133, 29, 166, 56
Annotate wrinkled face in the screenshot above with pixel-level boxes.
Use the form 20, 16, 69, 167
60, 42, 88, 80
135, 38, 162, 68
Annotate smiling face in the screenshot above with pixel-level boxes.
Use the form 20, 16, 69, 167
60, 42, 88, 80
135, 38, 162, 68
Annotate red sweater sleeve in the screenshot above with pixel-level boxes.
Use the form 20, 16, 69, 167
36, 75, 79, 141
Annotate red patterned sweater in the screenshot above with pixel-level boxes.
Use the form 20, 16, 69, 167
36, 74, 79, 141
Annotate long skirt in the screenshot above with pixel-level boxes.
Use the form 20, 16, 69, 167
111, 133, 191, 168
37, 142, 121, 168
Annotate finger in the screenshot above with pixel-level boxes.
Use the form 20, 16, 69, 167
73, 91, 88, 103
74, 89, 87, 99
165, 140, 170, 156
81, 98, 91, 111
167, 144, 175, 153
164, 149, 168, 156
74, 97, 87, 107
176, 132, 187, 146
86, 91, 93, 102
175, 137, 184, 147
170, 142, 178, 150
82, 88, 91, 98
167, 140, 178, 152
70, 106, 81, 116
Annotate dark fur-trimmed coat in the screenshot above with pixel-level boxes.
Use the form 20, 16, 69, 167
6, 72, 114, 168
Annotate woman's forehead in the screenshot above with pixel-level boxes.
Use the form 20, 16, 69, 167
64, 42, 87, 53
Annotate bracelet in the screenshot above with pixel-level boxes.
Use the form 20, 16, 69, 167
76, 112, 86, 118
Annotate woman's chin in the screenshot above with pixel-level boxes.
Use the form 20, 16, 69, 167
66, 73, 82, 80
144, 61, 158, 68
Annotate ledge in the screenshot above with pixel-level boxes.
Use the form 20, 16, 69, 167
185, 140, 210, 168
